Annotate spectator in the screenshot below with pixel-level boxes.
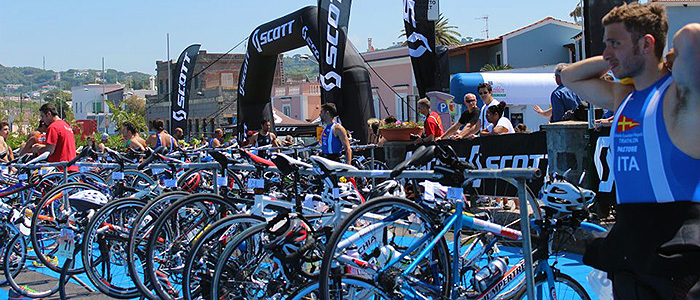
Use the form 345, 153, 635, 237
366, 118, 381, 145
210, 128, 224, 148
533, 63, 584, 122
122, 122, 146, 152
34, 103, 78, 171
440, 93, 481, 140
20, 121, 47, 155
477, 83, 500, 133
415, 98, 443, 145
97, 133, 109, 153
147, 119, 178, 151
514, 123, 531, 133
481, 102, 514, 135
282, 135, 295, 147
0, 121, 14, 162
174, 127, 185, 141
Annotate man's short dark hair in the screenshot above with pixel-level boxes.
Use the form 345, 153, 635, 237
0, 122, 9, 129
477, 83, 492, 92
123, 122, 138, 134
260, 118, 271, 126
151, 119, 165, 131
40, 103, 58, 116
321, 103, 338, 117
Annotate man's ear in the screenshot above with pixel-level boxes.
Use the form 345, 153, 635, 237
642, 33, 656, 55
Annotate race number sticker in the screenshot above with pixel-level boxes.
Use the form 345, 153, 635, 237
164, 178, 178, 188
39, 168, 49, 175
151, 168, 164, 175
79, 166, 91, 173
447, 187, 464, 200
56, 228, 75, 258
18, 173, 28, 181
217, 176, 227, 186
112, 172, 124, 180
332, 187, 340, 199
248, 178, 265, 189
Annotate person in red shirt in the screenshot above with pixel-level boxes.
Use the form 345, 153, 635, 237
415, 98, 443, 145
34, 103, 78, 171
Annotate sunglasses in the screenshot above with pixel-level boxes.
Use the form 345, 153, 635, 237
478, 91, 489, 95
466, 99, 476, 103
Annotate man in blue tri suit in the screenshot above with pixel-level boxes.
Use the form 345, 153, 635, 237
319, 103, 352, 163
562, 3, 700, 299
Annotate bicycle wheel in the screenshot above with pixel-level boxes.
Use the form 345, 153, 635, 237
4, 232, 61, 298
126, 191, 189, 300
82, 197, 146, 299
181, 214, 265, 300
29, 182, 102, 274
288, 275, 392, 300
144, 193, 242, 300
514, 271, 591, 300
318, 196, 452, 300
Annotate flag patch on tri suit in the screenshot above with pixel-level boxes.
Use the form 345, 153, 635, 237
616, 115, 640, 132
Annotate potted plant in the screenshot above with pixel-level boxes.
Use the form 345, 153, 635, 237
379, 121, 423, 141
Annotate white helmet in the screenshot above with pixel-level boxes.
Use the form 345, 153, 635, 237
540, 178, 595, 214
69, 190, 109, 206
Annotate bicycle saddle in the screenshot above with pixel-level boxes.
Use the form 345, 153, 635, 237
241, 149, 275, 168
391, 145, 435, 177
309, 155, 358, 174
208, 150, 238, 170
271, 153, 312, 176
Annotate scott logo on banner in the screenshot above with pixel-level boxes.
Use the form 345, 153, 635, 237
302, 26, 320, 60
252, 20, 295, 53
404, 0, 432, 58
321, 0, 343, 91
173, 52, 193, 121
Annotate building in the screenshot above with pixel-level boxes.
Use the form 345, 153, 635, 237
71, 83, 124, 133
652, 0, 700, 51
271, 81, 322, 122
361, 47, 420, 122
449, 17, 582, 73
146, 50, 283, 137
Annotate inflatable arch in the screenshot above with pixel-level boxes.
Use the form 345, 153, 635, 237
236, 6, 375, 143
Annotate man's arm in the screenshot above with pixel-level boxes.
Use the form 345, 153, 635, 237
440, 121, 462, 139
668, 23, 700, 158
334, 125, 352, 162
271, 133, 281, 147
560, 56, 633, 111
533, 104, 553, 118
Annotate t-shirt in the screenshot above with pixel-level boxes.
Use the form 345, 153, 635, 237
550, 85, 583, 122
458, 107, 481, 125
479, 100, 500, 131
486, 117, 515, 134
46, 119, 78, 171
424, 111, 443, 138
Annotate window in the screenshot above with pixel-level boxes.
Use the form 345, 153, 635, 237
283, 104, 292, 117
371, 87, 381, 119
395, 92, 408, 121
93, 101, 103, 113
496, 52, 502, 66
221, 73, 235, 89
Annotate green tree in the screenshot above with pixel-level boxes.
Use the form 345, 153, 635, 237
106, 100, 146, 134
123, 95, 146, 115
398, 13, 462, 46
480, 64, 514, 72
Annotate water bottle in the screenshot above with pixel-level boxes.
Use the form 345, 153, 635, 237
471, 257, 509, 293
586, 269, 613, 300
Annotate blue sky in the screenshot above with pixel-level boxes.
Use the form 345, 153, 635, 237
0, 0, 583, 74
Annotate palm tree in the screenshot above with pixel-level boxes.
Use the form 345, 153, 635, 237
480, 64, 514, 72
399, 13, 462, 46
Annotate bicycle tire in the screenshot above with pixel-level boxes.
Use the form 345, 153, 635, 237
287, 275, 392, 300
126, 191, 189, 300
181, 214, 265, 300
82, 197, 147, 299
318, 196, 452, 300
4, 232, 61, 298
513, 271, 591, 300
144, 193, 242, 300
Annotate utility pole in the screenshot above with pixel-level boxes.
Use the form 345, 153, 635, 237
102, 57, 106, 133
476, 15, 489, 39
167, 33, 172, 133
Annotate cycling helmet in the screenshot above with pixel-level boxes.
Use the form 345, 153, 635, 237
69, 190, 109, 211
262, 213, 314, 261
540, 177, 595, 214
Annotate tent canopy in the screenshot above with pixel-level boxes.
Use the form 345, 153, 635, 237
272, 107, 319, 136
